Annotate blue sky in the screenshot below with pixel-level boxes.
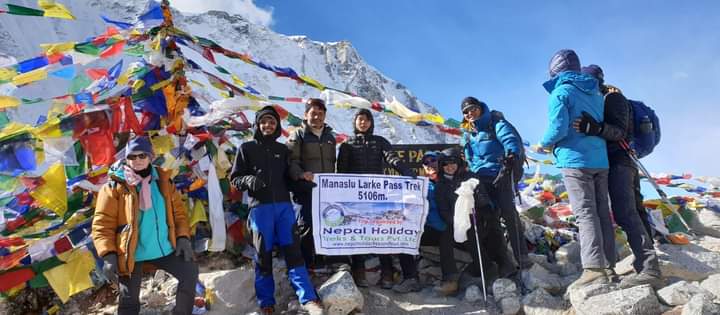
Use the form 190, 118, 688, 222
178, 0, 720, 177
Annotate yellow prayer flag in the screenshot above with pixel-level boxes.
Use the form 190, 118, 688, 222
421, 113, 445, 125
132, 79, 145, 92
150, 135, 175, 155
299, 75, 325, 90
150, 78, 172, 91
0, 96, 21, 109
44, 249, 95, 303
34, 117, 63, 139
39, 0, 76, 20
29, 163, 67, 217
189, 199, 208, 229
0, 67, 18, 81
12, 68, 48, 86
40, 42, 75, 54
231, 75, 246, 87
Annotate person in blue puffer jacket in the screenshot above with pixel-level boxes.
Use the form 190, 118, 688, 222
536, 49, 615, 289
460, 96, 529, 269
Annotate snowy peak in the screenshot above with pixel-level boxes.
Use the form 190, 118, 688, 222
0, 0, 452, 144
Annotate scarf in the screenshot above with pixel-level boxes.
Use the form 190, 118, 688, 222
123, 165, 152, 211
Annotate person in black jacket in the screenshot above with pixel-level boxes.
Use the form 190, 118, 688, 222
230, 106, 324, 315
337, 108, 416, 291
435, 148, 517, 288
573, 65, 662, 289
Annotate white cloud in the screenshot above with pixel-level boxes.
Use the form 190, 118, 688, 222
171, 0, 273, 27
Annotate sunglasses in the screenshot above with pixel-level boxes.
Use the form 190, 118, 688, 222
422, 157, 437, 166
463, 106, 479, 115
127, 153, 149, 160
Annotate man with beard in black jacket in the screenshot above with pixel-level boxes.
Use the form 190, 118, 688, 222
230, 106, 324, 315
434, 148, 517, 291
573, 65, 662, 289
337, 108, 416, 291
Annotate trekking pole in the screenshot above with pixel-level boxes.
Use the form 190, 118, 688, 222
510, 169, 524, 267
620, 140, 694, 234
470, 206, 488, 302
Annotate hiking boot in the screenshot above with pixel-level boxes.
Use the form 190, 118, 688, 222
392, 277, 422, 293
619, 272, 664, 290
302, 300, 325, 315
380, 272, 395, 289
569, 268, 609, 289
260, 306, 275, 315
605, 268, 619, 283
352, 270, 369, 288
433, 279, 459, 296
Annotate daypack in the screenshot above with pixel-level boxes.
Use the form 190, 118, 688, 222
628, 100, 661, 159
463, 110, 527, 184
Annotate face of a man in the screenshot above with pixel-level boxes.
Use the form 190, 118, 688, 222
259, 115, 277, 136
422, 155, 438, 176
355, 114, 372, 133
126, 151, 151, 171
305, 106, 326, 130
463, 106, 482, 122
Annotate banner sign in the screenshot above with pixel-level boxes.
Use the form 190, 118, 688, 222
384, 144, 460, 176
312, 173, 429, 255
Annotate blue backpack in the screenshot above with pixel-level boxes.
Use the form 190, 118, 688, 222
628, 100, 661, 158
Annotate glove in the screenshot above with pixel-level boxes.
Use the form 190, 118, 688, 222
501, 152, 515, 168
175, 237, 193, 262
573, 111, 603, 136
102, 253, 119, 284
248, 176, 267, 192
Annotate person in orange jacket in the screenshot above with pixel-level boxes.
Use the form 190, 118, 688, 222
91, 136, 198, 315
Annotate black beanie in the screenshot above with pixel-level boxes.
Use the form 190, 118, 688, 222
461, 96, 484, 112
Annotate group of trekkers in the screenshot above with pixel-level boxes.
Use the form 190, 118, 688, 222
90, 48, 662, 315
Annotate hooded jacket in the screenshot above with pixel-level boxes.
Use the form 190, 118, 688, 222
287, 121, 337, 180
91, 164, 189, 276
540, 71, 608, 169
337, 109, 408, 175
230, 106, 293, 207
460, 102, 523, 176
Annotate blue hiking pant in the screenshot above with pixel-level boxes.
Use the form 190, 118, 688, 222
249, 202, 317, 308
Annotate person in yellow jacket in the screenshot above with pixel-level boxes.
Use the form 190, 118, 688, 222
92, 136, 198, 315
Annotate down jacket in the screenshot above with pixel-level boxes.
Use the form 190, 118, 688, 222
91, 165, 189, 276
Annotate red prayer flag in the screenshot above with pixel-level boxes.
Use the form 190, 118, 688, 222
85, 68, 108, 80
100, 41, 125, 58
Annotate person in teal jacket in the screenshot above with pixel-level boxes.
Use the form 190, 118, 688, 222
537, 49, 615, 289
460, 97, 529, 269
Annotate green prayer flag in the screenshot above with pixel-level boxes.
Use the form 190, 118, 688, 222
69, 74, 92, 94
74, 42, 101, 56
215, 66, 230, 75
0, 112, 10, 130
6, 4, 45, 17
445, 118, 461, 128
124, 44, 145, 57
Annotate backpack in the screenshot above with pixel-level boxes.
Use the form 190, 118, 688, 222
463, 110, 527, 184
628, 100, 661, 159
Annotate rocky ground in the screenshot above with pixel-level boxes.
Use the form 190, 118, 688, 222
3, 234, 720, 315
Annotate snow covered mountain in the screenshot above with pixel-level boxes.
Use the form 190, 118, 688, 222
0, 0, 454, 144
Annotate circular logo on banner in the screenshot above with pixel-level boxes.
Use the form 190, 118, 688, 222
322, 204, 345, 227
